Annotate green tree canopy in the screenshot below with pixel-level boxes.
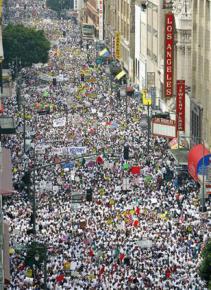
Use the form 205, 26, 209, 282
3, 24, 50, 70
199, 240, 211, 289
46, 0, 74, 13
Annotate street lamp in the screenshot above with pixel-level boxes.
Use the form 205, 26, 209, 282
142, 89, 152, 154
120, 86, 127, 126
147, 101, 151, 154
105, 65, 112, 91
25, 241, 47, 289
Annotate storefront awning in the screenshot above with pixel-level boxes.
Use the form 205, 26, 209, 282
188, 144, 210, 181
0, 148, 14, 195
99, 48, 110, 57
115, 70, 126, 80
169, 148, 189, 166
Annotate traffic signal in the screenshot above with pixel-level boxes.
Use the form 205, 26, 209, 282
86, 189, 93, 202
124, 145, 129, 160
53, 78, 57, 86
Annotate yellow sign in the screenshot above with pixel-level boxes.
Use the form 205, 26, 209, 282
115, 70, 126, 80
115, 32, 121, 60
142, 89, 152, 106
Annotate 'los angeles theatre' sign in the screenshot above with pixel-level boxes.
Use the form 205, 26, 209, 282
164, 13, 174, 98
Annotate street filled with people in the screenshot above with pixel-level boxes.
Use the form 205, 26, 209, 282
1, 0, 211, 289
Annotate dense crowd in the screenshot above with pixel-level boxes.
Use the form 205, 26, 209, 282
1, 0, 211, 289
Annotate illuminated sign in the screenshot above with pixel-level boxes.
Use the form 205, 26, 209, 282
164, 13, 174, 98
115, 32, 121, 60
176, 80, 185, 131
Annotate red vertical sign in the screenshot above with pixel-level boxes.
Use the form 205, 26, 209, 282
176, 80, 185, 131
164, 13, 174, 98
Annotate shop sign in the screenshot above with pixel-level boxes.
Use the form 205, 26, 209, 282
115, 32, 121, 60
176, 80, 185, 131
164, 13, 174, 98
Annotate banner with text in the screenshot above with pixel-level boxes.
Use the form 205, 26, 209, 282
176, 80, 185, 131
53, 117, 66, 128
115, 32, 121, 60
164, 13, 174, 98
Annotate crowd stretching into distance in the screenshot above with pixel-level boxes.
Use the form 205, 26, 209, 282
1, 0, 211, 289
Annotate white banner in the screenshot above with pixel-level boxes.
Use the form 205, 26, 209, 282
53, 117, 66, 128
52, 146, 87, 156
65, 146, 87, 155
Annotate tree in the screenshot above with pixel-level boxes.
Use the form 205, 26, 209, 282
3, 24, 50, 71
199, 240, 211, 289
46, 0, 74, 14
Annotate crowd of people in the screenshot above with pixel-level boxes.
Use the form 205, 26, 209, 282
1, 0, 211, 289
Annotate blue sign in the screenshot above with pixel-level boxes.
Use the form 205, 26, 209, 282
197, 154, 211, 175
62, 161, 75, 169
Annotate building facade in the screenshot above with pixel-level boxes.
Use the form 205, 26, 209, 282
173, 0, 192, 139
135, 0, 169, 110
191, 0, 211, 148
74, 0, 85, 11
83, 0, 99, 37
104, 0, 136, 82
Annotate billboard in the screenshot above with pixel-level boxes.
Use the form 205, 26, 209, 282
98, 0, 104, 41
115, 32, 121, 60
152, 118, 176, 138
176, 80, 185, 131
164, 13, 174, 98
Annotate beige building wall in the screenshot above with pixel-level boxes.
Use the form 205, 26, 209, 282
104, 0, 135, 81
191, 0, 211, 147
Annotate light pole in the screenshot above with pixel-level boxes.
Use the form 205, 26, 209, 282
120, 87, 127, 121
105, 65, 112, 91
120, 86, 128, 129
26, 241, 47, 289
142, 89, 152, 154
147, 102, 150, 154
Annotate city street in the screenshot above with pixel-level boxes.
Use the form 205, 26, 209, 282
1, 1, 210, 289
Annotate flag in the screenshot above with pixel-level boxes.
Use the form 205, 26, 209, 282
99, 48, 110, 57
56, 274, 64, 283
133, 220, 139, 227
130, 166, 141, 175
115, 70, 126, 80
0, 101, 3, 113
96, 156, 104, 165
123, 163, 129, 170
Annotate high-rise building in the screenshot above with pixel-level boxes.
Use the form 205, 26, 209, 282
135, 1, 168, 110
104, 0, 135, 81
191, 0, 211, 147
83, 0, 99, 37
173, 0, 192, 139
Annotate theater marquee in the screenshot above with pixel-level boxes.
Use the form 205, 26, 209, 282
164, 13, 174, 98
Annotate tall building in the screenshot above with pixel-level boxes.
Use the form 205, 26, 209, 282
83, 0, 99, 38
191, 0, 211, 148
135, 1, 168, 109
104, 0, 135, 81
173, 0, 192, 138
